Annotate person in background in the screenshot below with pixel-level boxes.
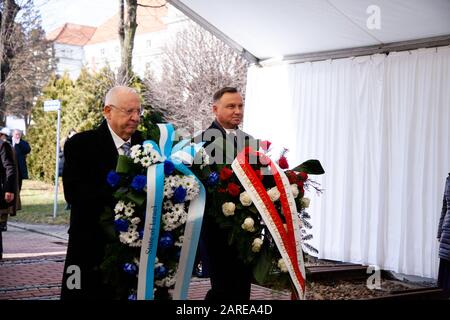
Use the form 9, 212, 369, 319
12, 129, 31, 192
0, 127, 17, 259
437, 173, 450, 297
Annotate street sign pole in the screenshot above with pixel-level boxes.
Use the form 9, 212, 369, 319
44, 100, 62, 219
53, 107, 61, 219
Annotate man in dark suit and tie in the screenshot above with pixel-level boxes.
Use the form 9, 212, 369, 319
197, 87, 255, 300
61, 86, 143, 299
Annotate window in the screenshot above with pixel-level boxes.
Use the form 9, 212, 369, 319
146, 40, 152, 48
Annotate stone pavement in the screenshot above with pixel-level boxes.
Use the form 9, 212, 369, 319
0, 222, 289, 300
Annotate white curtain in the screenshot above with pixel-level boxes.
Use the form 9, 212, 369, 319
243, 46, 450, 278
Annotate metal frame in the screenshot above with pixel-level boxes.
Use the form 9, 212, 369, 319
261, 35, 450, 66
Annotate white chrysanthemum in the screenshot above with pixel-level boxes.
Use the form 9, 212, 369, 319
149, 150, 161, 162
119, 232, 129, 244
131, 217, 141, 225
278, 258, 288, 273
124, 206, 134, 217
119, 231, 138, 245
130, 149, 142, 159
239, 191, 253, 206
114, 214, 123, 221
129, 231, 139, 243
181, 176, 196, 189
290, 184, 299, 198
133, 157, 141, 164
222, 202, 236, 217
130, 144, 141, 151
114, 201, 125, 213
252, 238, 263, 252
140, 156, 152, 167
165, 176, 177, 186
185, 188, 199, 201
267, 187, 281, 202
128, 224, 137, 232
301, 197, 311, 208
143, 143, 153, 154
241, 217, 256, 232
129, 239, 143, 247
126, 202, 136, 208
175, 235, 184, 247
163, 200, 173, 210
172, 203, 185, 215
163, 184, 174, 198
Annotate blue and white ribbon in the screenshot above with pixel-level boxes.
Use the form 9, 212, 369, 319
137, 124, 206, 300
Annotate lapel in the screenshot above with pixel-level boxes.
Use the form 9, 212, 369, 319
96, 120, 119, 170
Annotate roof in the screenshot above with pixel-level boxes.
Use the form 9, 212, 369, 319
169, 0, 450, 62
86, 0, 168, 45
47, 23, 97, 46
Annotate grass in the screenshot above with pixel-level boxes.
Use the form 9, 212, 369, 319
9, 179, 70, 225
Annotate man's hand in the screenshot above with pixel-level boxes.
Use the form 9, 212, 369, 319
5, 192, 14, 203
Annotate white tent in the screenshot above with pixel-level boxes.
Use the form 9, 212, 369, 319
169, 0, 450, 278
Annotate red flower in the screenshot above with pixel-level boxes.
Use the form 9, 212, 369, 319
286, 170, 297, 184
299, 172, 308, 181
220, 167, 233, 181
278, 156, 289, 169
227, 183, 240, 197
260, 140, 272, 151
296, 180, 304, 190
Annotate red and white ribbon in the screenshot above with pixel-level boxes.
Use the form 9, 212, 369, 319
231, 148, 306, 299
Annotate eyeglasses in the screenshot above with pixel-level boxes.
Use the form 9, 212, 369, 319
108, 104, 144, 117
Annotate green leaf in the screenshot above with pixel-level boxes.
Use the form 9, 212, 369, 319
253, 244, 274, 284
292, 159, 325, 175
113, 187, 129, 199
126, 191, 146, 206
116, 155, 133, 174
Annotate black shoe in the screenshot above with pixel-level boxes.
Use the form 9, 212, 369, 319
0, 223, 6, 232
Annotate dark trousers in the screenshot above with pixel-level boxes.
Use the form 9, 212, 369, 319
201, 215, 253, 301
438, 258, 450, 297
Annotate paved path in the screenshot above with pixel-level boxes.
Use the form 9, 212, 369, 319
0, 223, 289, 300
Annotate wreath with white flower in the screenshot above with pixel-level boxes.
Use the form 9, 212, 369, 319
100, 118, 208, 300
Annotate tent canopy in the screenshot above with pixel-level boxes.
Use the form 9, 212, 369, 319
169, 0, 450, 63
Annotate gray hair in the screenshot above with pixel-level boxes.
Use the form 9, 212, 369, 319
104, 86, 139, 106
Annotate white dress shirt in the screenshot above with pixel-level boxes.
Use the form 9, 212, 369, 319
107, 123, 131, 155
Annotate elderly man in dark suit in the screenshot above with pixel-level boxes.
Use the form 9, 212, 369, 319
196, 87, 256, 300
61, 86, 143, 300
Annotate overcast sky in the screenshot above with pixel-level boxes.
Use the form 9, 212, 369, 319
34, 0, 119, 33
